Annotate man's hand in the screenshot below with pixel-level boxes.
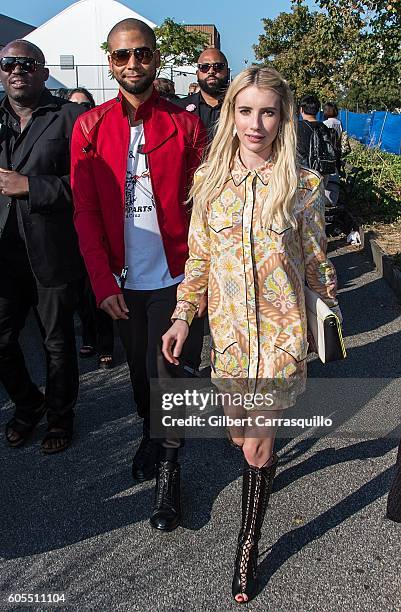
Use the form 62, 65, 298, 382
196, 292, 208, 318
0, 169, 29, 197
162, 320, 189, 365
100, 294, 129, 320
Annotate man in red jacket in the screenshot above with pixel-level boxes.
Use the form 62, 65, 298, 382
71, 18, 206, 531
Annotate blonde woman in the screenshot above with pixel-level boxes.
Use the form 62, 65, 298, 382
162, 67, 341, 603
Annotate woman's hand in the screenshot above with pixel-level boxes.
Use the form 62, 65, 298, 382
332, 305, 343, 325
162, 320, 189, 365
307, 329, 317, 355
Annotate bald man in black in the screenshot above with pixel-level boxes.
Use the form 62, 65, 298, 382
176, 47, 229, 143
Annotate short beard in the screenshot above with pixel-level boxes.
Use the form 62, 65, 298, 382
9, 90, 30, 103
114, 70, 156, 95
8, 89, 38, 106
199, 76, 228, 97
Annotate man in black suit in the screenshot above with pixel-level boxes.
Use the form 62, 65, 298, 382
0, 40, 85, 453
176, 47, 229, 144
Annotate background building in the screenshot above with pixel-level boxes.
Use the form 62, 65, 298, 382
21, 0, 155, 104
0, 13, 35, 49
0, 13, 36, 96
1, 2, 221, 101
183, 24, 220, 50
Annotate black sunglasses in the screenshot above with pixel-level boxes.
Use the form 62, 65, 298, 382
0, 56, 45, 74
197, 62, 226, 73
110, 47, 154, 67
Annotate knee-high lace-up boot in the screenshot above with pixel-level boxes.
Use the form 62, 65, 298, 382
232, 454, 278, 603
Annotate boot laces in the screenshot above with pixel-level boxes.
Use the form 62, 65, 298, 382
156, 463, 177, 508
238, 535, 257, 591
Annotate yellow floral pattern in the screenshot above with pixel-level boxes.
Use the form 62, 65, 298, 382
173, 152, 339, 408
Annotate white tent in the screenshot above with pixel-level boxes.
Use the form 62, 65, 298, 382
24, 0, 157, 103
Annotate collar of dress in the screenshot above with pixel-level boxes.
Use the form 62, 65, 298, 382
230, 150, 274, 186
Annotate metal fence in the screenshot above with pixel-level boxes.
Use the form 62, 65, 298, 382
45, 63, 197, 104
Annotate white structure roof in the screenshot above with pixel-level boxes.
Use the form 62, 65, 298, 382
23, 0, 157, 103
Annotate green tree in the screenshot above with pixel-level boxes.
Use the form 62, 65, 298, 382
154, 18, 209, 74
254, 1, 361, 102
320, 0, 401, 110
253, 0, 401, 110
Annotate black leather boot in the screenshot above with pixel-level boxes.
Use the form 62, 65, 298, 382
232, 454, 278, 604
132, 430, 160, 482
150, 449, 181, 531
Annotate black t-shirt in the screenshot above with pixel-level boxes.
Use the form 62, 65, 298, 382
176, 92, 223, 144
197, 95, 222, 143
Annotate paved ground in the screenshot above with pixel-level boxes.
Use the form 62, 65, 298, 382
1, 238, 401, 612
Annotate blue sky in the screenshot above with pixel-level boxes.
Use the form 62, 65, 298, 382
3, 0, 318, 75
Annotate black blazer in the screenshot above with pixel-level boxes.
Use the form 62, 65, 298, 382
0, 89, 85, 286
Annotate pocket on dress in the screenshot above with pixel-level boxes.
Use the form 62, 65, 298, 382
273, 343, 308, 364
208, 212, 233, 233
208, 213, 234, 253
211, 335, 237, 354
211, 338, 241, 378
270, 345, 306, 407
266, 221, 292, 235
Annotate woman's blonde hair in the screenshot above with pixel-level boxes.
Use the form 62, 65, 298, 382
190, 66, 299, 228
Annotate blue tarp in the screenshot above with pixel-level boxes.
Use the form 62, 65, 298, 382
374, 112, 401, 155
370, 111, 388, 147
338, 109, 401, 155
341, 111, 372, 145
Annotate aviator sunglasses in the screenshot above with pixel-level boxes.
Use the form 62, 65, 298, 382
0, 56, 45, 73
197, 62, 226, 73
110, 47, 155, 67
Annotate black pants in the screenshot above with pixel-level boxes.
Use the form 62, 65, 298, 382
0, 266, 79, 430
77, 275, 114, 354
117, 284, 205, 448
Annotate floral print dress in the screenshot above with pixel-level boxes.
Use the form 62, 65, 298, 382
172, 152, 339, 408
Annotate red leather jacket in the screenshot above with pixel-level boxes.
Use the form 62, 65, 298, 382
71, 88, 206, 305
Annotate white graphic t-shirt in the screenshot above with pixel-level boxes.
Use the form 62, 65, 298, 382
124, 123, 184, 290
